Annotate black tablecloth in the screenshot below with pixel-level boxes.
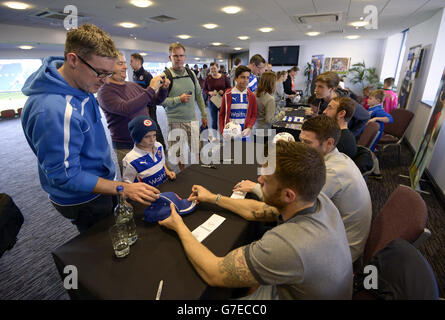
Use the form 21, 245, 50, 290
52, 163, 260, 300
272, 107, 307, 141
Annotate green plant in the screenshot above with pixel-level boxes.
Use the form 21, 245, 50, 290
348, 61, 381, 91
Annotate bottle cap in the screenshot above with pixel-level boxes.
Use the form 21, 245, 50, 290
116, 185, 124, 192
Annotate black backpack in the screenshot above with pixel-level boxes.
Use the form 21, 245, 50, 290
0, 193, 24, 258
353, 239, 439, 300
164, 67, 197, 94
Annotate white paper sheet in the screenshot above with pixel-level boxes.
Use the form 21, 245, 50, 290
192, 214, 226, 242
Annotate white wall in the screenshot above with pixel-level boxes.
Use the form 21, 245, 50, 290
396, 8, 445, 193
249, 38, 385, 97
380, 33, 404, 83
423, 10, 445, 103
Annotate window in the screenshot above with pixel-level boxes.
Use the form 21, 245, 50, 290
0, 59, 42, 112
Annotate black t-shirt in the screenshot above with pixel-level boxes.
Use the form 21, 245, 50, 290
337, 129, 357, 159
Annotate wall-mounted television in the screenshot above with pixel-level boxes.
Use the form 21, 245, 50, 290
268, 46, 300, 66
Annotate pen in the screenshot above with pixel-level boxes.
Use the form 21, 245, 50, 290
156, 280, 163, 300
200, 164, 217, 169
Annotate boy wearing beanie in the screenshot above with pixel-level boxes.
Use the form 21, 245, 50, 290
123, 115, 176, 187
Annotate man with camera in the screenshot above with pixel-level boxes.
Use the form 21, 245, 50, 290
163, 43, 207, 171
97, 52, 169, 174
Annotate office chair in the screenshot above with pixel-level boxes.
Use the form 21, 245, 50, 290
357, 121, 380, 149
376, 108, 414, 165
363, 185, 431, 265
0, 109, 16, 120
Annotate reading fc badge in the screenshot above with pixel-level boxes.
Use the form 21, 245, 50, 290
157, 149, 162, 158
139, 75, 144, 81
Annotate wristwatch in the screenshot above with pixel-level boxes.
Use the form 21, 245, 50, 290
215, 194, 222, 205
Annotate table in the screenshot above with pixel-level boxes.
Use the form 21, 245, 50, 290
272, 106, 308, 141
52, 163, 260, 300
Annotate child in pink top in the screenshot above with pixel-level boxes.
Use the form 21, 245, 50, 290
383, 77, 398, 114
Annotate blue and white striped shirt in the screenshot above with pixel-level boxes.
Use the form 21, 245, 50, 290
122, 142, 167, 187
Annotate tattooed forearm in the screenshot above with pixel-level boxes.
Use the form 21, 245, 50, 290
252, 204, 279, 221
217, 247, 258, 287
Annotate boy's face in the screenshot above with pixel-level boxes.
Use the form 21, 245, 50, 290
368, 95, 381, 107
235, 71, 250, 91
138, 131, 157, 149
314, 81, 334, 100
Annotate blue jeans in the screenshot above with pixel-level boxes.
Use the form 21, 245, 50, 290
207, 100, 220, 132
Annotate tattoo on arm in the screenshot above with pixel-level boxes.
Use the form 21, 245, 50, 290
218, 246, 258, 287
252, 204, 279, 220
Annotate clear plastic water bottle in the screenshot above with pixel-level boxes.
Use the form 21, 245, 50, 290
114, 186, 138, 245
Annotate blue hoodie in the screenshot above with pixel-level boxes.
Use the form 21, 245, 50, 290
21, 56, 115, 205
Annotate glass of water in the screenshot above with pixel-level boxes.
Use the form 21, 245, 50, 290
109, 224, 130, 258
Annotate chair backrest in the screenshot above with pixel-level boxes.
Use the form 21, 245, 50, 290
383, 108, 414, 139
363, 185, 427, 264
0, 109, 16, 119
357, 121, 380, 148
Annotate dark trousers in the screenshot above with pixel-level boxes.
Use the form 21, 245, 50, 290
207, 100, 219, 131
148, 105, 166, 150
52, 195, 116, 233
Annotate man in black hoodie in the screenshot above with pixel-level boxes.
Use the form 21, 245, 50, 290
314, 72, 369, 138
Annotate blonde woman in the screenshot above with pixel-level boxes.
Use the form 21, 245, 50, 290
255, 71, 285, 140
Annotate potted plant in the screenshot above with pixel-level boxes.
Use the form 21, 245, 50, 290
348, 61, 381, 91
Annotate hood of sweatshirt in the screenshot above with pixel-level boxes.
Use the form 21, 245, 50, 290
22, 56, 90, 99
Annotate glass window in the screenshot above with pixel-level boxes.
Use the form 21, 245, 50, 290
0, 59, 42, 112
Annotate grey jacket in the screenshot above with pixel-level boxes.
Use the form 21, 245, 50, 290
255, 93, 285, 130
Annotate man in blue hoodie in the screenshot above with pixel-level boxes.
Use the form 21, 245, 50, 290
21, 24, 160, 232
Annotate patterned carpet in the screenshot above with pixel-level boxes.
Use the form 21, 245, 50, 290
0, 116, 444, 299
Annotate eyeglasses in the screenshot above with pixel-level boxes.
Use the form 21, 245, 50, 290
76, 55, 114, 79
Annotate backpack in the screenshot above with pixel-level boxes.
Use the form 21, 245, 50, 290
353, 239, 439, 300
164, 67, 196, 94
0, 193, 24, 258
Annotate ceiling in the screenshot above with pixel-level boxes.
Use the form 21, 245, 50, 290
0, 0, 444, 55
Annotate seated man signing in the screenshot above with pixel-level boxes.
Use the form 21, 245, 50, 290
158, 142, 353, 300
235, 116, 372, 263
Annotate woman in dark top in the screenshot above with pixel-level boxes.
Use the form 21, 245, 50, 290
203, 62, 231, 132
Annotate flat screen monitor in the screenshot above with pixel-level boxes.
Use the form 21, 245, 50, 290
268, 46, 299, 66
